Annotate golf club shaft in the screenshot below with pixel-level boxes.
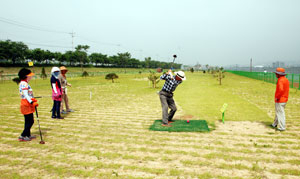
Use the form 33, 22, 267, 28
35, 107, 44, 142
171, 57, 176, 69
35, 96, 51, 98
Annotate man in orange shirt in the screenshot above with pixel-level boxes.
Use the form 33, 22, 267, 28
271, 68, 289, 131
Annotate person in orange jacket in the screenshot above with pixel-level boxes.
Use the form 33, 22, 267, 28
271, 68, 289, 131
18, 68, 39, 141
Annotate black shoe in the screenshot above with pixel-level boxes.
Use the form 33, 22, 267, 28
57, 116, 64, 119
270, 124, 277, 128
52, 115, 57, 119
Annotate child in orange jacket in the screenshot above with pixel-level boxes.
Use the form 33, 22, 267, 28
18, 68, 39, 141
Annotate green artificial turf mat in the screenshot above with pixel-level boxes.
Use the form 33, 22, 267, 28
149, 120, 210, 132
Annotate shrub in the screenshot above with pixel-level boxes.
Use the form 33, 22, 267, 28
82, 71, 89, 77
148, 72, 160, 88
105, 73, 118, 83
40, 67, 47, 79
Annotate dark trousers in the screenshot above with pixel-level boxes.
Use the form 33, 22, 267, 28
52, 100, 61, 118
159, 90, 177, 124
21, 113, 34, 137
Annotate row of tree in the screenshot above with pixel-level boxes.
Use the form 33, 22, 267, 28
0, 40, 181, 69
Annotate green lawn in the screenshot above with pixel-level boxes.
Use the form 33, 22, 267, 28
175, 72, 275, 123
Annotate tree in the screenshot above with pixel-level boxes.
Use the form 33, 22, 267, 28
75, 45, 90, 71
194, 63, 202, 71
117, 52, 131, 72
105, 73, 118, 83
30, 48, 46, 64
205, 64, 209, 73
64, 51, 76, 66
148, 72, 160, 88
44, 50, 55, 64
54, 52, 66, 64
144, 57, 151, 68
89, 53, 107, 67
0, 40, 28, 64
216, 67, 225, 85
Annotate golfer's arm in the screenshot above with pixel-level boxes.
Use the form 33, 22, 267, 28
52, 83, 58, 93
22, 89, 32, 103
160, 74, 171, 80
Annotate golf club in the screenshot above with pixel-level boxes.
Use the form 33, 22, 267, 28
171, 54, 177, 70
35, 107, 45, 144
35, 96, 51, 99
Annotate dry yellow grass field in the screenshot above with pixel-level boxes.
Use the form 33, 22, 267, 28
0, 70, 300, 178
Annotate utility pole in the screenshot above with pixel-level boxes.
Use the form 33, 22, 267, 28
70, 31, 75, 51
250, 58, 253, 72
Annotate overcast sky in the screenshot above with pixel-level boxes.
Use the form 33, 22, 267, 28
0, 0, 300, 66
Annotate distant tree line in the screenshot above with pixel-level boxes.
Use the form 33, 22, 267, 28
0, 40, 182, 69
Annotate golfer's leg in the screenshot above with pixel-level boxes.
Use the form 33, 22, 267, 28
54, 100, 59, 117
57, 101, 61, 118
28, 113, 34, 137
277, 103, 286, 130
65, 94, 70, 110
60, 93, 65, 111
167, 97, 177, 121
52, 101, 56, 117
272, 103, 279, 127
159, 92, 169, 124
22, 114, 31, 137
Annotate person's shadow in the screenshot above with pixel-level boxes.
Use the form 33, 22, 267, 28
260, 121, 275, 129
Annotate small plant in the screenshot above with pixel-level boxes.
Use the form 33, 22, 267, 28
148, 72, 160, 88
40, 67, 47, 79
12, 77, 20, 84
82, 71, 89, 77
190, 68, 194, 73
215, 68, 225, 85
105, 73, 118, 83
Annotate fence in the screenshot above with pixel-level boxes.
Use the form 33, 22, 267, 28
227, 70, 300, 89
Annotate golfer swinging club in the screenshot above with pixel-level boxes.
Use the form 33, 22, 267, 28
159, 69, 186, 126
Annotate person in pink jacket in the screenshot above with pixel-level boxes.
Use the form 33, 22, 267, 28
50, 67, 64, 119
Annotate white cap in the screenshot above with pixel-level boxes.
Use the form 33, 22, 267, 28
51, 67, 60, 73
174, 71, 186, 81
